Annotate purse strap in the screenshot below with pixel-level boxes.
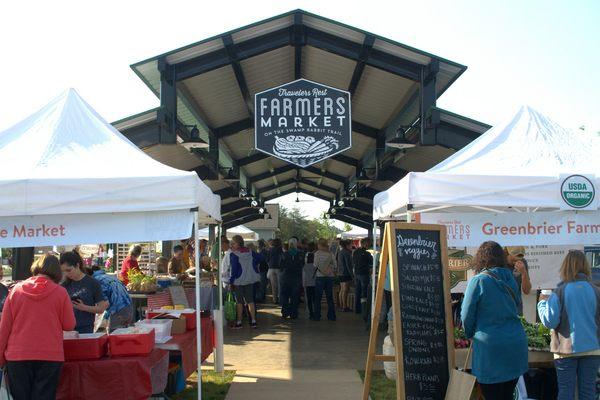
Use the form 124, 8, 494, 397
481, 270, 518, 308
463, 342, 473, 371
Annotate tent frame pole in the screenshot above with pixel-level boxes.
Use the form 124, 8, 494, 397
371, 221, 378, 319
194, 212, 203, 400
214, 224, 225, 372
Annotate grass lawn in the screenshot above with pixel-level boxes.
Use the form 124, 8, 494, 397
358, 370, 396, 400
171, 370, 236, 400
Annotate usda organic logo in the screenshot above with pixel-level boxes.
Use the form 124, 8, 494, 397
561, 175, 595, 209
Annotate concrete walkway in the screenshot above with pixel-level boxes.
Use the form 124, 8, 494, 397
205, 302, 386, 400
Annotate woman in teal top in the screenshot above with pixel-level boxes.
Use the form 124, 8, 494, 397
461, 241, 528, 400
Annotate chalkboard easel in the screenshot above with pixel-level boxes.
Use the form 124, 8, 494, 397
362, 222, 455, 400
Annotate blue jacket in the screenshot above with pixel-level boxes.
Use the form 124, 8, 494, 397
537, 273, 600, 354
461, 267, 528, 384
92, 270, 131, 316
229, 248, 260, 286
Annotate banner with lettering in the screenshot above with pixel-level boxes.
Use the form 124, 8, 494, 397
420, 211, 600, 247
254, 78, 351, 167
0, 210, 193, 247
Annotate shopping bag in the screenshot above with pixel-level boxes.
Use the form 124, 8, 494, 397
224, 291, 236, 322
445, 344, 476, 400
0, 370, 13, 400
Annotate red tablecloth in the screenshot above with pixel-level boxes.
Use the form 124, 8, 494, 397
155, 316, 214, 378
57, 348, 169, 400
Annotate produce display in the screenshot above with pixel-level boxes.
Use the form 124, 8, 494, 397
520, 317, 551, 350
454, 319, 551, 351
126, 270, 158, 292
453, 327, 471, 349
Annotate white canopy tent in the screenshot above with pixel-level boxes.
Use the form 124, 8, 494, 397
370, 106, 600, 320
0, 89, 220, 399
198, 224, 258, 242
0, 89, 220, 247
373, 106, 600, 220
338, 227, 381, 240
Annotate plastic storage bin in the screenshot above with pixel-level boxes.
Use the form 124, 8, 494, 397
109, 328, 155, 357
63, 333, 108, 360
135, 319, 173, 343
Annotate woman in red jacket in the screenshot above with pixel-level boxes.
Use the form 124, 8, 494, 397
0, 253, 76, 400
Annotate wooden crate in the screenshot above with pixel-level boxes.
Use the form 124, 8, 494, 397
115, 243, 157, 274
455, 348, 553, 369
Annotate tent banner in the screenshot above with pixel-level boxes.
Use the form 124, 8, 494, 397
0, 210, 194, 248
421, 211, 600, 247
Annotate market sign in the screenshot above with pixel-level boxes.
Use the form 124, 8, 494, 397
560, 174, 596, 210
254, 79, 351, 167
448, 250, 472, 289
421, 211, 600, 247
0, 210, 193, 247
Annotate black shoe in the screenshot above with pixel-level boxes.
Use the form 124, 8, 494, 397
251, 321, 257, 329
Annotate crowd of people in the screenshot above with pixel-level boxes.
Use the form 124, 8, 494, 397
0, 248, 135, 399
0, 234, 597, 399
219, 235, 374, 328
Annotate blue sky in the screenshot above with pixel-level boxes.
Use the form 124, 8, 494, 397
1, 0, 598, 222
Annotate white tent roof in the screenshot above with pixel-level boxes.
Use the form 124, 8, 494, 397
0, 89, 220, 221
373, 106, 600, 220
338, 227, 368, 239
338, 227, 380, 239
197, 225, 258, 241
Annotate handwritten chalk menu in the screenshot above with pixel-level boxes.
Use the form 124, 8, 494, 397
395, 228, 450, 400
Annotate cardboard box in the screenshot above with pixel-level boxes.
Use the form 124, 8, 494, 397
171, 316, 187, 335
147, 312, 187, 335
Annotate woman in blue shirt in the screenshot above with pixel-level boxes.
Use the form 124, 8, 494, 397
461, 241, 528, 400
537, 250, 600, 400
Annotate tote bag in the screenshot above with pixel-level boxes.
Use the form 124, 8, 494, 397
224, 291, 237, 322
445, 344, 477, 400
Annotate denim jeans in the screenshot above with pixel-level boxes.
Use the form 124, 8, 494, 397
314, 277, 336, 321
354, 274, 370, 314
554, 355, 600, 400
280, 277, 301, 318
255, 271, 268, 302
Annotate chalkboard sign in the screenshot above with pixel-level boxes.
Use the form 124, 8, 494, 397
362, 222, 453, 400
394, 228, 451, 400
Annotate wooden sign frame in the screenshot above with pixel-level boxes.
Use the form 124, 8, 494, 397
362, 222, 454, 400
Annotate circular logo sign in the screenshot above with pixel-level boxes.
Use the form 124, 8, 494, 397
561, 175, 595, 208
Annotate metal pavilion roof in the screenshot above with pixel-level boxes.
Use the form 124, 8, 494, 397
114, 9, 491, 229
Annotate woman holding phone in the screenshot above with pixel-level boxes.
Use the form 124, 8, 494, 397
60, 251, 108, 333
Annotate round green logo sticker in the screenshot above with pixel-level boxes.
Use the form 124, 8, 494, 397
561, 175, 595, 208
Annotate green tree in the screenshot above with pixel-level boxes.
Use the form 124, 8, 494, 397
277, 207, 341, 242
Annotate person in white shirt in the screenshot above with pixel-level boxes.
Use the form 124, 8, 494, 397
313, 238, 337, 321
220, 237, 231, 289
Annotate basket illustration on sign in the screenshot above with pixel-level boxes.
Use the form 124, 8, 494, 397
273, 135, 339, 167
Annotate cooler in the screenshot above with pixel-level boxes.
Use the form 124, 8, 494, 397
135, 319, 173, 343
63, 333, 108, 361
109, 328, 155, 357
